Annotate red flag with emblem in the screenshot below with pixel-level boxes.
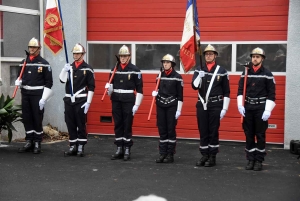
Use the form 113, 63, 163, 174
44, 0, 63, 54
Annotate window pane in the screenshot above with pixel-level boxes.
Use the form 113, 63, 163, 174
3, 12, 39, 57
136, 44, 180, 71
2, 0, 39, 10
195, 44, 232, 72
236, 44, 287, 72
88, 44, 130, 70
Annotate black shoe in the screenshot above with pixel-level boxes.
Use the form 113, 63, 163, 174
77, 145, 85, 157
163, 154, 174, 163
245, 160, 255, 170
204, 155, 216, 167
123, 147, 131, 161
33, 142, 41, 154
64, 145, 78, 156
196, 155, 209, 166
111, 147, 124, 160
18, 140, 34, 153
253, 161, 263, 171
155, 154, 167, 163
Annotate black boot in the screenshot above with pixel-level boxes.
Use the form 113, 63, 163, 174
33, 141, 41, 154
245, 160, 255, 170
18, 140, 34, 153
64, 145, 78, 156
123, 147, 131, 161
163, 154, 174, 163
196, 155, 209, 166
111, 147, 124, 160
155, 154, 167, 163
204, 155, 216, 167
77, 145, 85, 157
253, 161, 263, 171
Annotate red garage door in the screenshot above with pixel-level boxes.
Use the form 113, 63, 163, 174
87, 0, 288, 143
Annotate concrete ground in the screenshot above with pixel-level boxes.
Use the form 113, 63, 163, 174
0, 135, 299, 201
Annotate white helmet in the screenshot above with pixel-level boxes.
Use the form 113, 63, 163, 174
71, 43, 86, 54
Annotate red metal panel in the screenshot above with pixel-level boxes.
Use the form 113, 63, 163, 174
87, 73, 285, 144
87, 0, 289, 41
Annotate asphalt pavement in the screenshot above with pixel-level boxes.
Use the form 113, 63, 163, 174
0, 135, 299, 201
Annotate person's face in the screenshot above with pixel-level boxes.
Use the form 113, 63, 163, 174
119, 55, 130, 64
163, 61, 172, 70
251, 54, 263, 66
28, 46, 40, 56
73, 53, 84, 61
204, 51, 216, 63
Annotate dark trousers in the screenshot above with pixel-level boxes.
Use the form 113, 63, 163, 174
64, 103, 87, 146
157, 105, 177, 154
112, 101, 134, 147
243, 109, 268, 161
22, 94, 44, 142
197, 103, 221, 155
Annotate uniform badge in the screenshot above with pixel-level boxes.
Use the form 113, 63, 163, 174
128, 74, 131, 80
120, 80, 123, 83
38, 67, 43, 73
48, 66, 52, 71
138, 73, 141, 79
217, 75, 220, 81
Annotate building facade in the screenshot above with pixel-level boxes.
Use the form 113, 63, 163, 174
0, 0, 299, 148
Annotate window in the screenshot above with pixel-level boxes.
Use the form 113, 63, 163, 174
87, 42, 287, 73
136, 44, 180, 71
236, 44, 287, 72
88, 44, 130, 70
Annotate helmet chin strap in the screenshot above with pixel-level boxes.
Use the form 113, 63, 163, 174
253, 60, 263, 66
162, 62, 172, 71
29, 47, 41, 56
74, 53, 84, 62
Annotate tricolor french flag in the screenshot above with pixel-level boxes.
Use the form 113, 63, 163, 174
180, 0, 200, 73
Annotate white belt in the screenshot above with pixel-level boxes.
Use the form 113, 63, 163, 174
65, 87, 86, 100
65, 94, 87, 98
21, 85, 44, 90
113, 89, 134, 93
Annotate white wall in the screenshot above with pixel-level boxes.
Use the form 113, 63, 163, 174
284, 0, 300, 149
43, 0, 87, 132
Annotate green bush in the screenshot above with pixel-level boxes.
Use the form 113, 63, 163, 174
0, 94, 22, 142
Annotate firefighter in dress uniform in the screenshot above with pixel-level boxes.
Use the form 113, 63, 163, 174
105, 45, 143, 161
191, 44, 230, 167
152, 54, 183, 163
59, 43, 95, 157
237, 47, 276, 171
17, 37, 53, 154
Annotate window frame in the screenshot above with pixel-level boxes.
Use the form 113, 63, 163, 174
87, 40, 287, 75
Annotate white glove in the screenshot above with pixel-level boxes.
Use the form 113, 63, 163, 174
175, 111, 181, 119
81, 102, 91, 114
39, 99, 46, 110
220, 109, 227, 120
132, 105, 139, 116
15, 79, 22, 86
199, 71, 205, 78
238, 105, 245, 117
262, 111, 271, 121
64, 63, 71, 72
152, 91, 158, 97
105, 83, 113, 96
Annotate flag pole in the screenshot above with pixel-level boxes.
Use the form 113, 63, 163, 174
57, 0, 73, 96
148, 70, 162, 121
193, 0, 206, 102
